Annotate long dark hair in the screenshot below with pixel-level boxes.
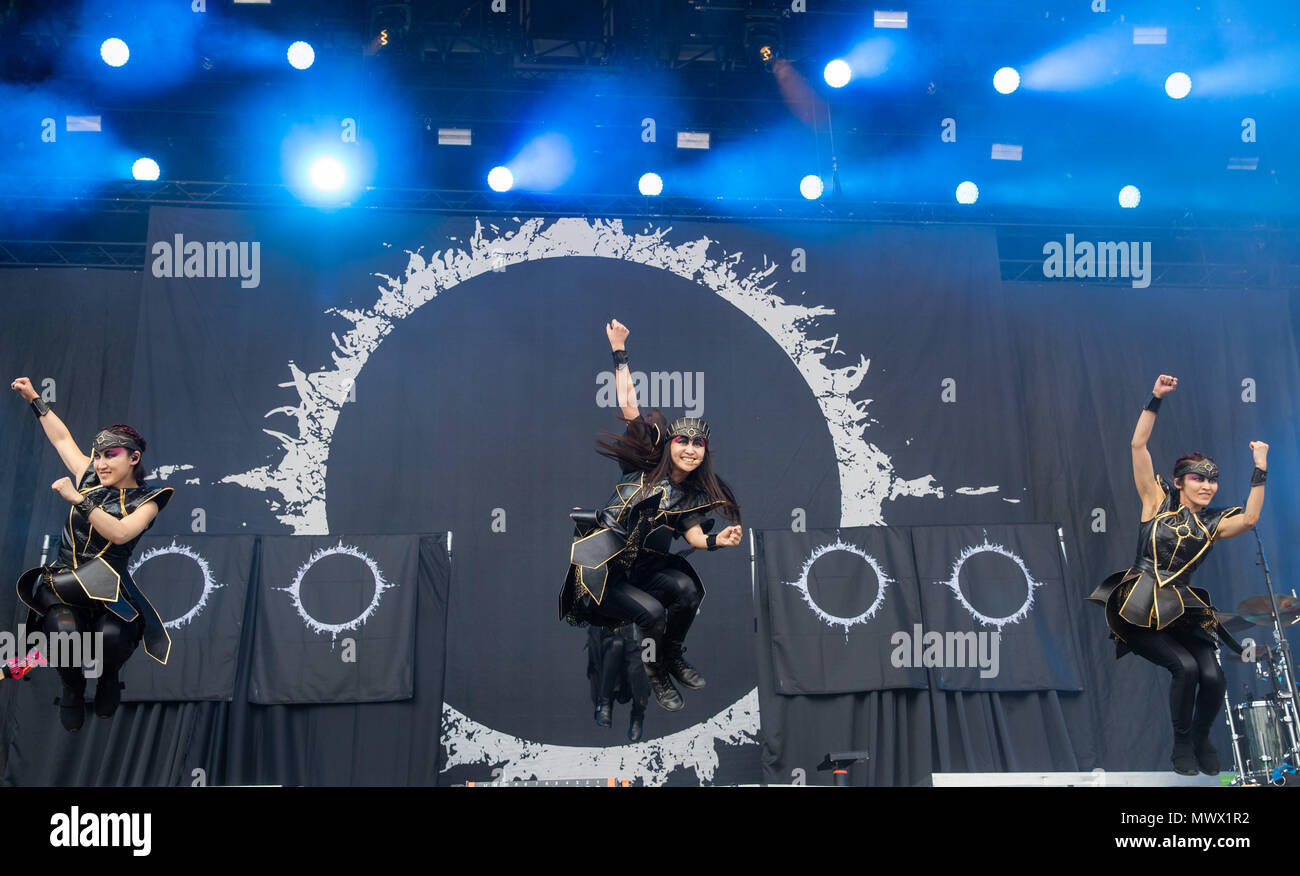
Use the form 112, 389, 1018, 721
597, 410, 741, 523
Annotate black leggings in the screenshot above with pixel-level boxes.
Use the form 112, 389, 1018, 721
589, 567, 700, 663
1123, 621, 1225, 736
30, 578, 142, 691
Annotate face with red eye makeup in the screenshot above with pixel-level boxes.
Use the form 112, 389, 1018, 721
669, 434, 706, 479
93, 446, 141, 488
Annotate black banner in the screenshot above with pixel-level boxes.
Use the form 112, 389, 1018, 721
759, 528, 927, 694
249, 534, 422, 704
119, 535, 256, 701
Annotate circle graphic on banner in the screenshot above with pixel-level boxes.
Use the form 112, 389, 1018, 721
129, 540, 221, 629
281, 541, 392, 639
940, 536, 1042, 628
786, 538, 892, 637
225, 217, 946, 784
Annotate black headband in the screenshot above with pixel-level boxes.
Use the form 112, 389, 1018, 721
92, 430, 142, 456
1174, 457, 1218, 480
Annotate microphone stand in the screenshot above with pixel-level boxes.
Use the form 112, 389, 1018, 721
1253, 529, 1300, 763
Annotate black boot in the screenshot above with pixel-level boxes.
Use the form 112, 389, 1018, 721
664, 645, 706, 691
594, 699, 613, 727
1171, 731, 1199, 776
94, 672, 123, 719
644, 662, 684, 712
1191, 722, 1221, 775
628, 708, 645, 743
57, 672, 86, 733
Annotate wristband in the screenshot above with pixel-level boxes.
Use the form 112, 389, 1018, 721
1251, 466, 1267, 487
612, 349, 628, 369
74, 496, 96, 516
1144, 395, 1162, 414
706, 533, 720, 551
29, 397, 50, 418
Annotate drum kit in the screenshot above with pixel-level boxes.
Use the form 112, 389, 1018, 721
1217, 532, 1300, 786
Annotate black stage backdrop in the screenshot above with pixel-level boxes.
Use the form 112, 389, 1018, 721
1, 209, 1297, 785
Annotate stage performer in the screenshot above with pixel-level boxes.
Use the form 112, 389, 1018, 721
559, 319, 742, 712
10, 377, 173, 732
586, 625, 650, 742
1088, 374, 1267, 775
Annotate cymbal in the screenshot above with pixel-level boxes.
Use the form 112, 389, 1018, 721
1236, 595, 1300, 626
1215, 611, 1257, 635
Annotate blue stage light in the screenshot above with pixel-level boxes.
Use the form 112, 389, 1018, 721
955, 181, 979, 204
100, 38, 130, 67
824, 59, 851, 88
993, 67, 1020, 94
132, 158, 160, 181
638, 172, 663, 196
308, 156, 347, 192
488, 166, 514, 192
800, 175, 824, 200
1118, 185, 1141, 208
287, 41, 316, 70
1164, 72, 1191, 99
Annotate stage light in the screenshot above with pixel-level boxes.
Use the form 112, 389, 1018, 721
676, 131, 710, 150
638, 172, 663, 197
438, 128, 472, 146
874, 10, 907, 29
991, 144, 1023, 161
487, 166, 514, 192
132, 158, 160, 181
800, 175, 824, 200
993, 67, 1020, 94
824, 59, 851, 88
287, 41, 316, 70
1165, 72, 1191, 99
1118, 185, 1141, 208
100, 38, 130, 67
955, 181, 979, 204
308, 156, 347, 192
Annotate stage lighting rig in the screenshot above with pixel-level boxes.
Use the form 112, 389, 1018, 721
367, 2, 411, 55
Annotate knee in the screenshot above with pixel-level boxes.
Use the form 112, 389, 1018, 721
639, 603, 667, 635
95, 616, 141, 667
665, 571, 699, 604
1168, 653, 1199, 682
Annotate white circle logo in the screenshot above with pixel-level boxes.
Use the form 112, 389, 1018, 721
940, 536, 1042, 629
129, 539, 222, 630
785, 538, 893, 637
281, 541, 393, 640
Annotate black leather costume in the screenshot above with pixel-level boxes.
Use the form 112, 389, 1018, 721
16, 464, 175, 666
559, 469, 719, 629
1089, 475, 1242, 654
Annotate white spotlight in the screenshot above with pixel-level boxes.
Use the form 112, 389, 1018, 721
955, 181, 979, 204
100, 38, 130, 67
487, 166, 514, 192
800, 175, 824, 200
638, 172, 663, 196
824, 59, 851, 88
1164, 72, 1191, 99
132, 158, 160, 181
287, 41, 316, 70
1118, 185, 1141, 208
993, 67, 1020, 94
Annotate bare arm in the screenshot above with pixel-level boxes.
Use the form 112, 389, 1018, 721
12, 377, 90, 479
1133, 375, 1176, 519
606, 319, 640, 421
1215, 442, 1268, 540
52, 477, 163, 545
682, 523, 742, 551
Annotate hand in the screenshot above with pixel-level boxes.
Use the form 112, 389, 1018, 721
1152, 375, 1177, 398
51, 477, 82, 504
1250, 441, 1269, 469
715, 525, 743, 547
606, 319, 629, 352
10, 377, 37, 402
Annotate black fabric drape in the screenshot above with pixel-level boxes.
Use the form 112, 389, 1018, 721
1, 534, 449, 786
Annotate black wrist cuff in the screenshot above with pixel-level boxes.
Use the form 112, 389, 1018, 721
612, 349, 628, 368
1145, 395, 1162, 414
1251, 466, 1267, 487
706, 533, 720, 551
29, 398, 50, 418
74, 496, 96, 516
